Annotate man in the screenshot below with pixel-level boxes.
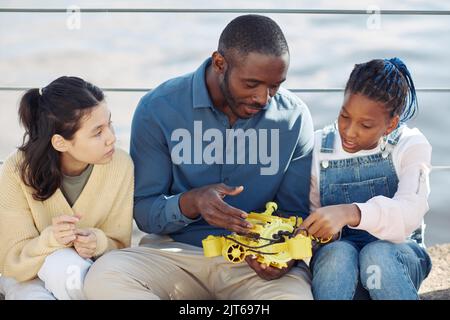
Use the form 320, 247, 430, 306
84, 14, 314, 299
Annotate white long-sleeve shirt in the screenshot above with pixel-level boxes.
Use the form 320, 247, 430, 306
309, 126, 432, 243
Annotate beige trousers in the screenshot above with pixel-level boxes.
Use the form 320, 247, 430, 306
84, 235, 313, 300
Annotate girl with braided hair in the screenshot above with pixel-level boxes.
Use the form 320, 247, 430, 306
303, 58, 432, 299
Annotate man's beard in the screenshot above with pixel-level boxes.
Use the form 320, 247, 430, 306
219, 68, 268, 119
219, 68, 242, 118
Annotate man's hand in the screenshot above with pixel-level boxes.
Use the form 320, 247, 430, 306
301, 204, 361, 240
245, 255, 295, 281
179, 183, 253, 234
52, 215, 79, 246
74, 229, 97, 259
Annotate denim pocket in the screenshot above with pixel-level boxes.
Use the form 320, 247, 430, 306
328, 177, 390, 204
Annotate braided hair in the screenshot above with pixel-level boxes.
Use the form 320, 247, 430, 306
344, 57, 418, 124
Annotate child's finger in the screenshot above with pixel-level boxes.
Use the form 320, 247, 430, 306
301, 213, 316, 229
74, 240, 91, 248
53, 215, 79, 225
76, 247, 93, 259
75, 235, 91, 243
60, 234, 77, 244
56, 229, 76, 238
307, 220, 321, 236
75, 229, 90, 237
75, 247, 87, 256
54, 223, 76, 233
315, 228, 329, 239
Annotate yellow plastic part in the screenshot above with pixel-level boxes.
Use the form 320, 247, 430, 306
202, 235, 224, 257
202, 202, 327, 269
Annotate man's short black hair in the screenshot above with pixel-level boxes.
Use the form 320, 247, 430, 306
218, 15, 289, 61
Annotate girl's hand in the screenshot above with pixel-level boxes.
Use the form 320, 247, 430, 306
301, 204, 361, 240
74, 229, 97, 259
51, 215, 79, 245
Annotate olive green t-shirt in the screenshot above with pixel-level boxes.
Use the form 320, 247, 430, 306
61, 164, 94, 207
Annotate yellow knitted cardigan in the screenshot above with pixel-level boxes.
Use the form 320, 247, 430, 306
0, 148, 134, 282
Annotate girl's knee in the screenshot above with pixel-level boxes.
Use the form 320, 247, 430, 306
39, 248, 92, 279
313, 241, 359, 267
359, 241, 415, 287
359, 240, 398, 271
359, 241, 425, 299
38, 248, 92, 300
311, 242, 361, 300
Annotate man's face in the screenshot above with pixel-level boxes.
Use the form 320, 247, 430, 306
219, 51, 289, 119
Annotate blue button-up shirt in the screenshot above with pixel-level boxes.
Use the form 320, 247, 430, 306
130, 58, 314, 247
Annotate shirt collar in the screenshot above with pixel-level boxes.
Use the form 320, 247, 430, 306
192, 57, 215, 109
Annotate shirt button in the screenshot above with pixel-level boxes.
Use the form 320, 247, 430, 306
223, 177, 229, 183
172, 214, 177, 219
321, 160, 329, 169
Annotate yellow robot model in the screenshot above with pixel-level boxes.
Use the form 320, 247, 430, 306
202, 202, 331, 269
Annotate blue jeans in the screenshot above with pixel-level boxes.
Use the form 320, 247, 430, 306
310, 240, 432, 300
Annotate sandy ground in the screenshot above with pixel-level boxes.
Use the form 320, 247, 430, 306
419, 244, 450, 300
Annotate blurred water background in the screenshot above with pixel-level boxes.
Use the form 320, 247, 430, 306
0, 0, 449, 245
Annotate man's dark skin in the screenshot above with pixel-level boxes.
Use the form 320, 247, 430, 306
179, 49, 296, 280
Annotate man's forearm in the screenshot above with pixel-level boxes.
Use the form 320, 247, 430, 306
134, 194, 197, 234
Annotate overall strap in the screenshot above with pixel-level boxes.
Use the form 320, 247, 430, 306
380, 124, 405, 159
320, 122, 337, 153
386, 124, 405, 146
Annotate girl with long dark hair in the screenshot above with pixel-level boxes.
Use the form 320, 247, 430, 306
0, 76, 133, 299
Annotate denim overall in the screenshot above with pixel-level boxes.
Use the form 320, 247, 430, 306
311, 123, 431, 300
319, 123, 423, 248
